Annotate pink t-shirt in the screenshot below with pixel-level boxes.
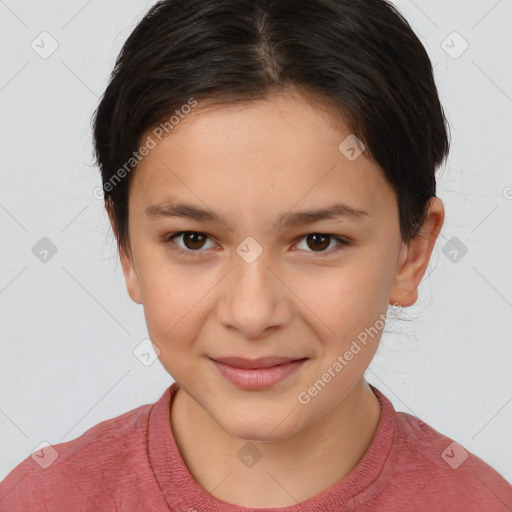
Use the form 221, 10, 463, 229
1, 382, 511, 511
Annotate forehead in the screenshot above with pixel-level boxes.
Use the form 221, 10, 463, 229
130, 93, 394, 220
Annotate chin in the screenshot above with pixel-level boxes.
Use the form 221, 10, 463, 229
227, 424, 293, 443
215, 408, 303, 443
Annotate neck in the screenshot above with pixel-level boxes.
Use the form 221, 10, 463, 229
170, 378, 381, 508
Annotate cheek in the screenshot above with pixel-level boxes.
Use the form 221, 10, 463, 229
300, 254, 394, 367
135, 248, 203, 343
141, 275, 206, 380
142, 280, 202, 343
306, 258, 391, 324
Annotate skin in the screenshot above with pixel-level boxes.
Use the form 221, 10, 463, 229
113, 90, 444, 507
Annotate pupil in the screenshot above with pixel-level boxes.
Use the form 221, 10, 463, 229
308, 234, 329, 251
185, 232, 205, 250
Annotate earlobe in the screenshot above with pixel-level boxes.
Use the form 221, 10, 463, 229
119, 247, 143, 305
389, 197, 445, 307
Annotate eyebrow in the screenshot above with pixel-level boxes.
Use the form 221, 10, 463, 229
145, 199, 369, 229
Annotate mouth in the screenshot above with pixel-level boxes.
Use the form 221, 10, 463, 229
210, 356, 307, 369
209, 356, 309, 390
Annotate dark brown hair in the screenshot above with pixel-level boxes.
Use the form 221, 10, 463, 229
92, 0, 450, 254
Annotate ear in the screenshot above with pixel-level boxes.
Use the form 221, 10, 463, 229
389, 197, 444, 307
106, 200, 143, 305
119, 246, 143, 305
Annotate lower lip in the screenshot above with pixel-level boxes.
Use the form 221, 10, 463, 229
210, 358, 308, 391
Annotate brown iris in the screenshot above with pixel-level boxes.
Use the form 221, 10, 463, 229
306, 234, 330, 251
182, 232, 208, 250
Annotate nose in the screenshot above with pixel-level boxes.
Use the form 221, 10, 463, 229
215, 255, 292, 340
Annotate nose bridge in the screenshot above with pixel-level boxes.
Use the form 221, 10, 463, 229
232, 250, 274, 299
217, 245, 290, 338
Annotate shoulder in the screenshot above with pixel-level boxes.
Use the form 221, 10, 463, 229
391, 410, 512, 510
0, 401, 154, 511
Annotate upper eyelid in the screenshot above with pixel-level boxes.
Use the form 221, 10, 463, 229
167, 231, 217, 249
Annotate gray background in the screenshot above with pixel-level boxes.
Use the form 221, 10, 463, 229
1, 0, 511, 484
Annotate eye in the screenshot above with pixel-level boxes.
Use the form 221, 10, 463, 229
294, 233, 349, 255
165, 231, 216, 255
164, 231, 349, 257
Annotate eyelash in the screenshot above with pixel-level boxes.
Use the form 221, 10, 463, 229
163, 231, 350, 257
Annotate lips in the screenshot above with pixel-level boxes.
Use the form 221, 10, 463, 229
210, 356, 307, 369
210, 356, 308, 390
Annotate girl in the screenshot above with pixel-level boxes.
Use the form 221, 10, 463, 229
1, 0, 511, 510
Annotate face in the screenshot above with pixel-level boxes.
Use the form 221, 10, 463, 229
118, 91, 442, 441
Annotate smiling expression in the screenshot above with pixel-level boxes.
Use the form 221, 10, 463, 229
117, 90, 440, 441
